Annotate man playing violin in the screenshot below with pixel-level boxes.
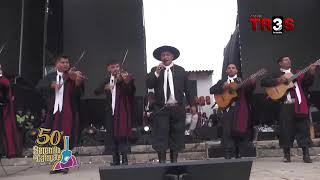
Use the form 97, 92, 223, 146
261, 56, 318, 163
95, 59, 135, 166
210, 63, 256, 159
36, 55, 85, 174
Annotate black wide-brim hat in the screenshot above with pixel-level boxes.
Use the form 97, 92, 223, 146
153, 45, 180, 61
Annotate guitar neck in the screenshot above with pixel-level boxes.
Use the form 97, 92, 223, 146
64, 136, 69, 150
237, 70, 265, 89
287, 66, 310, 82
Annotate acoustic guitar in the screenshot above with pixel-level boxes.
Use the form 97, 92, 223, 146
265, 59, 320, 100
214, 69, 267, 108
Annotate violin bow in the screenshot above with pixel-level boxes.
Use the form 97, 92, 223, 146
72, 50, 87, 68
0, 42, 7, 55
121, 49, 129, 69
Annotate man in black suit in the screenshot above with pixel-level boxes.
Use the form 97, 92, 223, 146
261, 56, 317, 163
94, 59, 135, 166
36, 56, 84, 174
146, 45, 195, 163
210, 63, 255, 159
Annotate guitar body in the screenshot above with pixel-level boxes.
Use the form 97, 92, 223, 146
61, 150, 72, 164
214, 82, 238, 108
60, 136, 72, 164
265, 73, 295, 100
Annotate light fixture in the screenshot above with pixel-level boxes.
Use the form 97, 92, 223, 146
144, 125, 150, 132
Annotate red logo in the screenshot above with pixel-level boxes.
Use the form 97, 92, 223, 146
249, 16, 294, 34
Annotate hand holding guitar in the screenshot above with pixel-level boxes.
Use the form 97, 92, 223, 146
309, 59, 320, 74
277, 76, 289, 84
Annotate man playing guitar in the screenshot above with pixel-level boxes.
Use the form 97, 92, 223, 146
261, 56, 319, 163
210, 63, 256, 159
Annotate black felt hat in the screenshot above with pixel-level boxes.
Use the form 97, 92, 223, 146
153, 45, 180, 61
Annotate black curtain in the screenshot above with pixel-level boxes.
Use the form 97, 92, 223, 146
221, 25, 241, 79
0, 0, 21, 77
46, 0, 63, 65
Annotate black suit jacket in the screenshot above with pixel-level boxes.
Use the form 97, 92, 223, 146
94, 76, 113, 112
146, 64, 193, 106
36, 71, 84, 112
94, 75, 136, 112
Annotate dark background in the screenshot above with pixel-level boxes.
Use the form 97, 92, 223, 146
63, 0, 146, 98
237, 0, 320, 93
0, 0, 22, 77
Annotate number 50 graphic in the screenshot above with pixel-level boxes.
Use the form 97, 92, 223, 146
36, 128, 63, 146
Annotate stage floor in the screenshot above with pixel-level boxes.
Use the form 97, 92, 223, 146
1, 157, 320, 180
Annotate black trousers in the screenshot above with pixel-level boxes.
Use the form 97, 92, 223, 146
152, 105, 186, 152
221, 107, 248, 151
104, 111, 130, 154
279, 104, 311, 148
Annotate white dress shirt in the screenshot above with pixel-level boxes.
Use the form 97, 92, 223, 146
155, 62, 177, 104
110, 75, 116, 115
53, 71, 64, 114
280, 68, 302, 104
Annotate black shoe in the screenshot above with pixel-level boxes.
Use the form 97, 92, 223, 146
110, 152, 120, 166
235, 153, 242, 159
164, 174, 178, 180
283, 148, 291, 163
121, 153, 128, 165
50, 170, 62, 174
61, 168, 69, 174
170, 150, 178, 163
179, 173, 190, 180
235, 147, 241, 159
302, 147, 312, 163
158, 152, 166, 163
50, 169, 68, 174
224, 149, 232, 159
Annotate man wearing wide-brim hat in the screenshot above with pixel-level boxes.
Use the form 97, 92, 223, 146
146, 45, 195, 163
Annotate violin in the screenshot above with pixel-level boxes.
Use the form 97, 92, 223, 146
115, 69, 133, 83
65, 67, 88, 81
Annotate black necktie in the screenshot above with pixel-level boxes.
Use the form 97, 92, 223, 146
166, 70, 171, 100
59, 75, 62, 84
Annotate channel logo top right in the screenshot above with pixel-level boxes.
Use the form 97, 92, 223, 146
249, 16, 295, 35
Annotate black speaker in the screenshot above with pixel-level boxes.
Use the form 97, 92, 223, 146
99, 159, 252, 180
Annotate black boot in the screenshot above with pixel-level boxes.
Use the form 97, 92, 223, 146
235, 147, 241, 159
121, 153, 128, 165
110, 152, 120, 166
283, 148, 291, 163
224, 149, 232, 159
158, 151, 166, 163
170, 150, 178, 163
302, 147, 312, 163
